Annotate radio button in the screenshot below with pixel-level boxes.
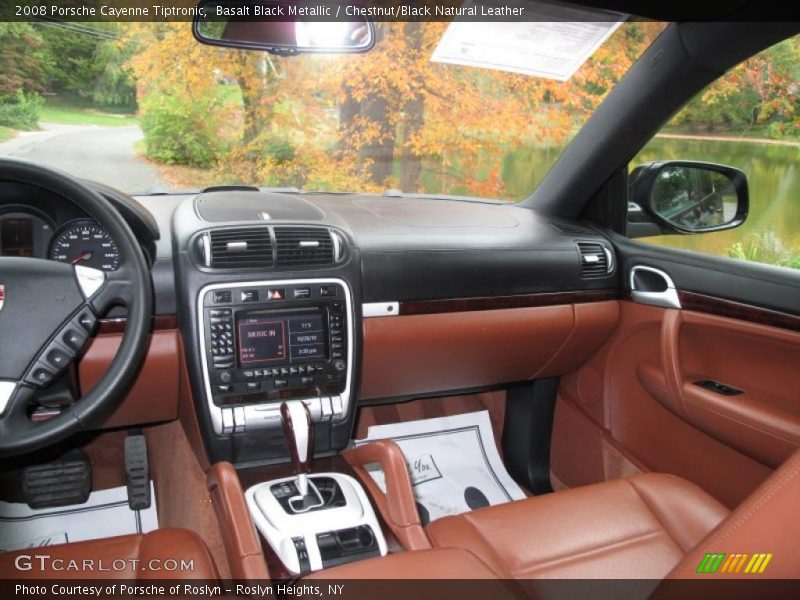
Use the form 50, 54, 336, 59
293, 287, 311, 299
301, 376, 314, 385
289, 367, 298, 375
331, 396, 344, 416
333, 359, 346, 372
280, 367, 289, 376
243, 370, 254, 379
213, 290, 232, 304
218, 371, 233, 384
319, 285, 338, 297
274, 379, 288, 389
332, 351, 343, 359
241, 289, 259, 302
246, 382, 261, 391
253, 369, 263, 378
297, 366, 306, 375
217, 385, 232, 393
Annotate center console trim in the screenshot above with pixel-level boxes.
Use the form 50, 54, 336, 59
197, 278, 355, 435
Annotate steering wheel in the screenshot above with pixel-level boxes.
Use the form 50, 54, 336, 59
0, 159, 153, 457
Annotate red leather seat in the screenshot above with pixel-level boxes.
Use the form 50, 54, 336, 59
427, 473, 728, 579
0, 529, 219, 580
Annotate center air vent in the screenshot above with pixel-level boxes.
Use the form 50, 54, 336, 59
274, 227, 336, 267
207, 227, 273, 268
577, 242, 614, 278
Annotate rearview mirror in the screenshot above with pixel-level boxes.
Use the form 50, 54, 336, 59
193, 0, 376, 55
629, 161, 748, 234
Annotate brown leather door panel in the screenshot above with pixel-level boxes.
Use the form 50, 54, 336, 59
559, 301, 774, 508
639, 309, 800, 468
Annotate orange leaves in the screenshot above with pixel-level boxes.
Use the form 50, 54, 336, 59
125, 21, 666, 198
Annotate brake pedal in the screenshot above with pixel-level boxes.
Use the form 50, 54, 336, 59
23, 450, 91, 509
124, 434, 151, 510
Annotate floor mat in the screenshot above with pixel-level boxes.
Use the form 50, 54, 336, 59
355, 410, 525, 523
0, 482, 158, 552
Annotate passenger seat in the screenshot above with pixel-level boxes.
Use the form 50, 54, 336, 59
426, 447, 800, 579
427, 473, 727, 579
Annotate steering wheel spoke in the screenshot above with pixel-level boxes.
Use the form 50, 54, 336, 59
87, 264, 137, 316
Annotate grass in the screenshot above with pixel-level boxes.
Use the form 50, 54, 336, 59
38, 101, 138, 127
0, 126, 16, 143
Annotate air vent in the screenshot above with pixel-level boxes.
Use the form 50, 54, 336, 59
274, 227, 336, 267
207, 227, 273, 268
553, 222, 592, 235
577, 242, 613, 278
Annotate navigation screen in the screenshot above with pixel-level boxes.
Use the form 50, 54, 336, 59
237, 312, 326, 367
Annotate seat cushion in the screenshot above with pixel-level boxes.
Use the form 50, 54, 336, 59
426, 473, 728, 579
0, 529, 219, 580
304, 548, 502, 579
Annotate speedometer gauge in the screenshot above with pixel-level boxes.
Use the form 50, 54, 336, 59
49, 220, 121, 272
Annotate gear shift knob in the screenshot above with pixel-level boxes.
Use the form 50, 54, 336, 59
280, 401, 313, 496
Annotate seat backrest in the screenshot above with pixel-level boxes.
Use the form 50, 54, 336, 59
667, 448, 800, 579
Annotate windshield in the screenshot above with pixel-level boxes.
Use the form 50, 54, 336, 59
0, 20, 664, 198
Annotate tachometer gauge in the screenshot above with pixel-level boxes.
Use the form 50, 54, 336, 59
49, 220, 121, 272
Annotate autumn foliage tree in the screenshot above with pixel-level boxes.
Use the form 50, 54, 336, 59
125, 21, 665, 197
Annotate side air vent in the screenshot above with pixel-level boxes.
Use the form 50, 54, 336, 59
207, 227, 273, 268
577, 242, 614, 278
274, 227, 336, 267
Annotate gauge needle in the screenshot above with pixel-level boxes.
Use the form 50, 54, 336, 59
70, 252, 93, 265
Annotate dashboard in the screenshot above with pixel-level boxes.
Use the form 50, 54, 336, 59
2, 172, 619, 467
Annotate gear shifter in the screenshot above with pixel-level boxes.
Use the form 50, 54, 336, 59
247, 398, 388, 573
280, 401, 313, 498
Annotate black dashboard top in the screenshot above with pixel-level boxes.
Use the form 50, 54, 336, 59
147, 189, 617, 308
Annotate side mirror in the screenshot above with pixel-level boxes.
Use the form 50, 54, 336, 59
628, 161, 748, 235
193, 0, 376, 55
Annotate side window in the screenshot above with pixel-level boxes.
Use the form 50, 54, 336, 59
629, 34, 800, 270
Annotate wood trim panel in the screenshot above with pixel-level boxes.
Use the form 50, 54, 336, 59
399, 289, 618, 315
97, 314, 177, 334
679, 291, 800, 333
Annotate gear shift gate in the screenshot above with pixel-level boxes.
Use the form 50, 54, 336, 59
244, 400, 387, 574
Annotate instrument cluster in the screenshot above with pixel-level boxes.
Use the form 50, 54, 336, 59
0, 208, 120, 272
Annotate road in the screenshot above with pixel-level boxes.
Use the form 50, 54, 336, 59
0, 123, 168, 193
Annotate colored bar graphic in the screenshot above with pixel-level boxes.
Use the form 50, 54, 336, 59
698, 552, 773, 574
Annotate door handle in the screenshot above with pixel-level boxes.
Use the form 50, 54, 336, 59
630, 266, 682, 309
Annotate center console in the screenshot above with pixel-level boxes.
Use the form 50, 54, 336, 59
197, 279, 354, 435
244, 400, 386, 575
